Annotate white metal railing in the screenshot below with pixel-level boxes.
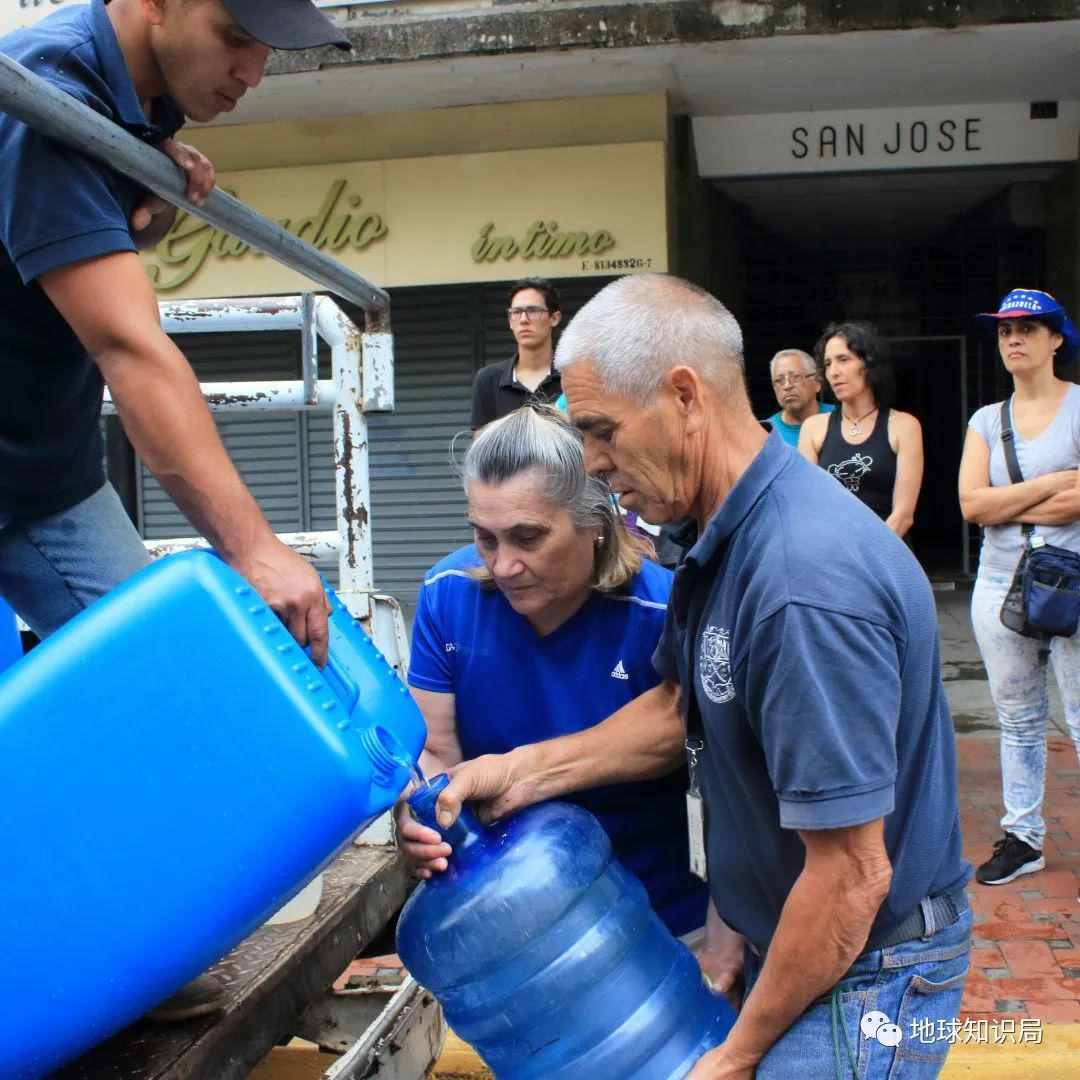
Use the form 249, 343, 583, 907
100, 295, 404, 670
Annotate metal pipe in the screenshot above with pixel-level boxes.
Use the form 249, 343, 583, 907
301, 292, 318, 406
143, 532, 339, 563
102, 381, 337, 415
161, 296, 304, 335
0, 53, 390, 315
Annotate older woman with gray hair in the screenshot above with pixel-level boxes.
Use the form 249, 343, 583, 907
395, 404, 709, 938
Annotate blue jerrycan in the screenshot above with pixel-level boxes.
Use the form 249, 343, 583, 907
0, 595, 21, 674
0, 551, 426, 1079
397, 774, 735, 1079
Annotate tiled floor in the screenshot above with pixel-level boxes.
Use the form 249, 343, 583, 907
958, 735, 1080, 1023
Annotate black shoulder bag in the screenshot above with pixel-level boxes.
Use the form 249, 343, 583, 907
998, 399, 1080, 639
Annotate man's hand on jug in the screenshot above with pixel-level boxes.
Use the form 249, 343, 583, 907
695, 912, 746, 1013
436, 749, 542, 828
236, 539, 331, 666
394, 802, 452, 878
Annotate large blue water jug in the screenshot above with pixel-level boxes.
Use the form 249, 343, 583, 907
0, 551, 426, 1079
0, 596, 21, 674
397, 774, 735, 1079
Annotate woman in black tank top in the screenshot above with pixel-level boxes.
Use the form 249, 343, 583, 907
797, 321, 924, 538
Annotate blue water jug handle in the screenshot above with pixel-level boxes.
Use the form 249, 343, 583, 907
409, 773, 489, 865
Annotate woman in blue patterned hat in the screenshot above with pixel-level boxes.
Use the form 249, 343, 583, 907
959, 289, 1080, 890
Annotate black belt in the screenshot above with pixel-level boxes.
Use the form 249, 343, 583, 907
746, 887, 969, 961
866, 887, 968, 951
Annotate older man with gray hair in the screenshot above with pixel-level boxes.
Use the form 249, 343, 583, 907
765, 348, 835, 447
434, 274, 971, 1079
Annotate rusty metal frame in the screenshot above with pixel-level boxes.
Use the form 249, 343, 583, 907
103, 295, 396, 630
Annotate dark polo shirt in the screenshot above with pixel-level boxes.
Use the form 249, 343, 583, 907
470, 354, 562, 429
653, 430, 970, 951
0, 0, 184, 521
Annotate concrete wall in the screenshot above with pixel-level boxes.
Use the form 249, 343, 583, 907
268, 1, 1080, 73
185, 93, 668, 171
669, 115, 745, 315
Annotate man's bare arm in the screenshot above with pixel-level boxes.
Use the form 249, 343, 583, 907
39, 251, 330, 662
692, 820, 892, 1076
437, 679, 684, 825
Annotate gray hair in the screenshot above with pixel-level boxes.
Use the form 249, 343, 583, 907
554, 274, 745, 403
769, 348, 818, 382
460, 405, 641, 590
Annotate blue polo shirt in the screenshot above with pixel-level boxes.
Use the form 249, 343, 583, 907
654, 431, 969, 951
409, 545, 710, 936
0, 1, 184, 520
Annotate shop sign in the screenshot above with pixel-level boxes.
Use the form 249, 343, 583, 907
142, 142, 668, 296
471, 221, 615, 263
693, 102, 1080, 177
149, 179, 387, 292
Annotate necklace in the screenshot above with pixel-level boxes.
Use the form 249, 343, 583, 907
842, 406, 878, 437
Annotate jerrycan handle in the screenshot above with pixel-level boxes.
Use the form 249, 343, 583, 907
306, 618, 360, 715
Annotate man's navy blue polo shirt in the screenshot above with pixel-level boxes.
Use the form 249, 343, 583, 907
0, 1, 184, 520
654, 430, 970, 952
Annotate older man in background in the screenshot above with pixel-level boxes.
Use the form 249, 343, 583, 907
765, 348, 834, 447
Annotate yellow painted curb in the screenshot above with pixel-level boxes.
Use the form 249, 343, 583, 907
432, 1026, 1080, 1078
941, 1023, 1080, 1078
431, 1032, 491, 1077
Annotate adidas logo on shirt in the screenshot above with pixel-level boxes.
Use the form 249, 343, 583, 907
610, 660, 629, 681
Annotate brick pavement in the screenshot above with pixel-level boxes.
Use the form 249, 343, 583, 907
957, 735, 1080, 1024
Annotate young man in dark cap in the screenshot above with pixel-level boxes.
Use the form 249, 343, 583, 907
0, 0, 349, 1019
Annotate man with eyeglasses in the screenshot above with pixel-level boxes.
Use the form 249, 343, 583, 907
765, 348, 835, 447
471, 278, 563, 430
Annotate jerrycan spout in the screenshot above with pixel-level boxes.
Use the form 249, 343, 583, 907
408, 773, 488, 867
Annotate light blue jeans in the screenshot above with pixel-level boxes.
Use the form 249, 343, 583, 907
0, 483, 150, 639
971, 570, 1080, 850
745, 906, 972, 1079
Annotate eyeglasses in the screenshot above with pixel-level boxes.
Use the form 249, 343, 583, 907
508, 306, 550, 322
772, 372, 817, 388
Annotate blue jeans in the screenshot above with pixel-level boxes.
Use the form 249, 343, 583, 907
744, 906, 972, 1079
972, 570, 1080, 849
0, 483, 149, 639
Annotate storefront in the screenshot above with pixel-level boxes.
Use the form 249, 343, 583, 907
138, 118, 671, 601
8, 2, 1079, 585
689, 101, 1080, 578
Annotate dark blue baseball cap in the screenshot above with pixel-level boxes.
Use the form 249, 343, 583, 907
222, 0, 351, 51
976, 288, 1080, 357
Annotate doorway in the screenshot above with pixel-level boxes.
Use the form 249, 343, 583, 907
718, 165, 1053, 579
887, 336, 969, 578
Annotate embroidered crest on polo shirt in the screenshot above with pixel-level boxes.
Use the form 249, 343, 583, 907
699, 625, 735, 704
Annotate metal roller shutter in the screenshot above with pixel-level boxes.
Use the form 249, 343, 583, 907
137, 331, 309, 540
